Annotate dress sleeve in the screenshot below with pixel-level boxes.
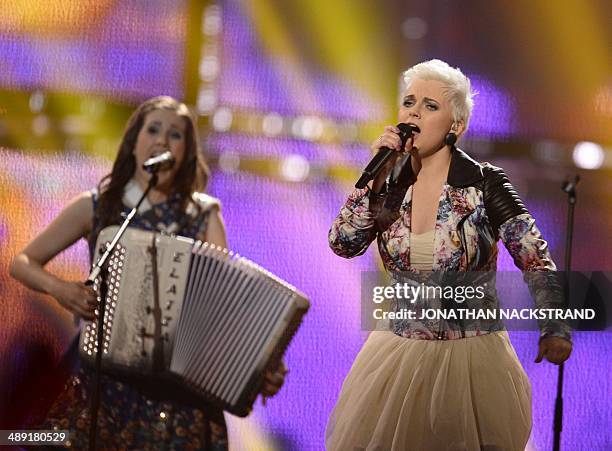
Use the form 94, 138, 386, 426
190, 192, 221, 239
328, 187, 385, 258
495, 192, 572, 343
191, 192, 221, 213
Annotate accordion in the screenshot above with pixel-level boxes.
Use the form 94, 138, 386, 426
79, 226, 309, 416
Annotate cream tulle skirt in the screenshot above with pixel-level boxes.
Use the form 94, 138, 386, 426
326, 331, 531, 451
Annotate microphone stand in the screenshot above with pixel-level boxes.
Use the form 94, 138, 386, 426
554, 175, 579, 451
86, 172, 159, 451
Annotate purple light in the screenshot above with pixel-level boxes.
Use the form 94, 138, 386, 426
467, 76, 517, 139
0, 215, 6, 244
0, 1, 187, 100
206, 132, 371, 165
219, 1, 384, 120
1, 149, 106, 267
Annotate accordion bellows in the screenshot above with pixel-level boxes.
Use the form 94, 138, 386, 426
80, 226, 309, 416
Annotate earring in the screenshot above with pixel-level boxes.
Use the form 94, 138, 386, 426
444, 132, 457, 147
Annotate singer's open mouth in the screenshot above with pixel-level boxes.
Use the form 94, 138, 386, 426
406, 123, 421, 134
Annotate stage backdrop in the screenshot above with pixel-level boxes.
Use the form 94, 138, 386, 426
1, 0, 611, 450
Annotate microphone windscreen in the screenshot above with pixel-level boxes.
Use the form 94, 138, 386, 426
396, 123, 416, 149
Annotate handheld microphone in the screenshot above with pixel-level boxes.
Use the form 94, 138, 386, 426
355, 123, 417, 189
143, 151, 175, 173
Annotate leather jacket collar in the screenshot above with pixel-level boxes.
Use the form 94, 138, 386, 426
389, 147, 484, 189
447, 147, 484, 188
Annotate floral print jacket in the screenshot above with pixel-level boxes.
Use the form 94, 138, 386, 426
329, 148, 572, 341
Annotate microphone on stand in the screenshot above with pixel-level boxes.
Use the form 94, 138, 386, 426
143, 151, 175, 173
355, 123, 417, 189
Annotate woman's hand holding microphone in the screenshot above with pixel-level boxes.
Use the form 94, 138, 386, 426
369, 125, 415, 193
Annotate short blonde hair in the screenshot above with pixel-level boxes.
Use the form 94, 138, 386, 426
401, 59, 476, 130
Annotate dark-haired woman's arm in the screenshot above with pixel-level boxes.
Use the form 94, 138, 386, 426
9, 191, 97, 320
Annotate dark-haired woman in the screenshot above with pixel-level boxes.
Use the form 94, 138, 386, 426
10, 96, 284, 449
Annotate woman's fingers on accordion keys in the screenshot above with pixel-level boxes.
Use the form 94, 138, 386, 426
261, 381, 281, 397
84, 285, 98, 307
78, 283, 97, 319
278, 360, 288, 377
261, 361, 288, 398
52, 280, 96, 320
76, 307, 96, 321
65, 297, 95, 321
